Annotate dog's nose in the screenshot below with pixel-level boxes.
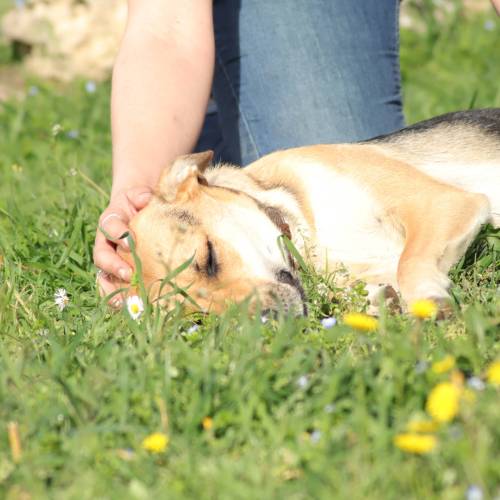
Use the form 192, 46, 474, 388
275, 269, 308, 316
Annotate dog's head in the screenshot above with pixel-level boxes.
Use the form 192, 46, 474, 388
121, 151, 306, 315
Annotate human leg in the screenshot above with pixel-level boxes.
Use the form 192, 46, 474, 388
197, 0, 405, 165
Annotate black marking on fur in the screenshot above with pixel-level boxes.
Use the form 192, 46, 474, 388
166, 208, 200, 226
367, 108, 500, 143
262, 206, 292, 240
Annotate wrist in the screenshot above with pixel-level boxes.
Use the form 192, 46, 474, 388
110, 170, 157, 199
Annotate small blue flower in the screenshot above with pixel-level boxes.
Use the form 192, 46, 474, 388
321, 316, 336, 329
484, 20, 495, 31
310, 430, 321, 444
415, 360, 428, 374
467, 376, 485, 391
324, 403, 335, 413
466, 485, 483, 500
66, 130, 79, 139
448, 424, 463, 441
187, 324, 199, 334
28, 85, 39, 96
85, 81, 97, 94
15, 0, 26, 9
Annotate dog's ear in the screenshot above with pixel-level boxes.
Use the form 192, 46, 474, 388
157, 150, 213, 203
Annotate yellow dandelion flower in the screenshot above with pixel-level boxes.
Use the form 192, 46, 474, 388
343, 312, 378, 332
431, 355, 455, 374
142, 432, 169, 453
486, 360, 500, 385
406, 419, 440, 433
426, 382, 460, 423
409, 299, 438, 319
202, 417, 213, 431
394, 433, 437, 454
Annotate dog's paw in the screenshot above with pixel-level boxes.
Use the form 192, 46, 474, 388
432, 297, 455, 320
366, 284, 402, 316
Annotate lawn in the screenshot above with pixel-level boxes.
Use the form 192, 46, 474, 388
0, 5, 499, 500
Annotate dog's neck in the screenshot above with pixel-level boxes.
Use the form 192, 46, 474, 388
205, 164, 313, 252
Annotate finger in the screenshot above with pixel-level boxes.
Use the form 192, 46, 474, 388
492, 0, 500, 15
97, 272, 125, 307
94, 231, 133, 281
99, 211, 130, 250
127, 187, 153, 210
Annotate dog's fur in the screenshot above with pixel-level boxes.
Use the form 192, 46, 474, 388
119, 109, 500, 315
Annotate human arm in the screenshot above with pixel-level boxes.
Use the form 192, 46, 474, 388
93, 0, 214, 303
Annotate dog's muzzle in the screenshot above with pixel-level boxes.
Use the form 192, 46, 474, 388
260, 269, 308, 317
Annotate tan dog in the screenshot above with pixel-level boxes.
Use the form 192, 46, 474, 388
119, 109, 500, 315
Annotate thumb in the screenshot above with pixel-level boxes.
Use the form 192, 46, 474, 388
128, 187, 153, 210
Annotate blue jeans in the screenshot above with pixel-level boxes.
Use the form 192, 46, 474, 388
196, 0, 404, 166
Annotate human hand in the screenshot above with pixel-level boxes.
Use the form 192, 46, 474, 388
93, 186, 153, 306
492, 0, 500, 15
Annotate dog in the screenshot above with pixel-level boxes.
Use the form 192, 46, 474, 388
118, 109, 500, 316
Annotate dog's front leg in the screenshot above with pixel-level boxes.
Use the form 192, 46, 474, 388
397, 190, 490, 312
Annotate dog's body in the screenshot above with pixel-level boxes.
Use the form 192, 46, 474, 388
122, 109, 500, 315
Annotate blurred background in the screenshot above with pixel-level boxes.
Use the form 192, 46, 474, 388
0, 0, 498, 121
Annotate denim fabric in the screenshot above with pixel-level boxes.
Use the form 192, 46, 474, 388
195, 0, 405, 166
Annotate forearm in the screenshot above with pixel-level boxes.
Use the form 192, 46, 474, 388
111, 5, 214, 197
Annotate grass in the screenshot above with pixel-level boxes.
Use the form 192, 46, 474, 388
1, 6, 500, 500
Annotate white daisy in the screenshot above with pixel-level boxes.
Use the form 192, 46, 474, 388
296, 375, 309, 389
54, 288, 69, 311
51, 123, 62, 137
126, 295, 144, 320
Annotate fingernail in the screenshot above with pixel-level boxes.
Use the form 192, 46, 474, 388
121, 237, 130, 249
119, 268, 132, 281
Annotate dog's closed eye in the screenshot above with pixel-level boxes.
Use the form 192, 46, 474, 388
206, 240, 218, 277
195, 240, 219, 277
